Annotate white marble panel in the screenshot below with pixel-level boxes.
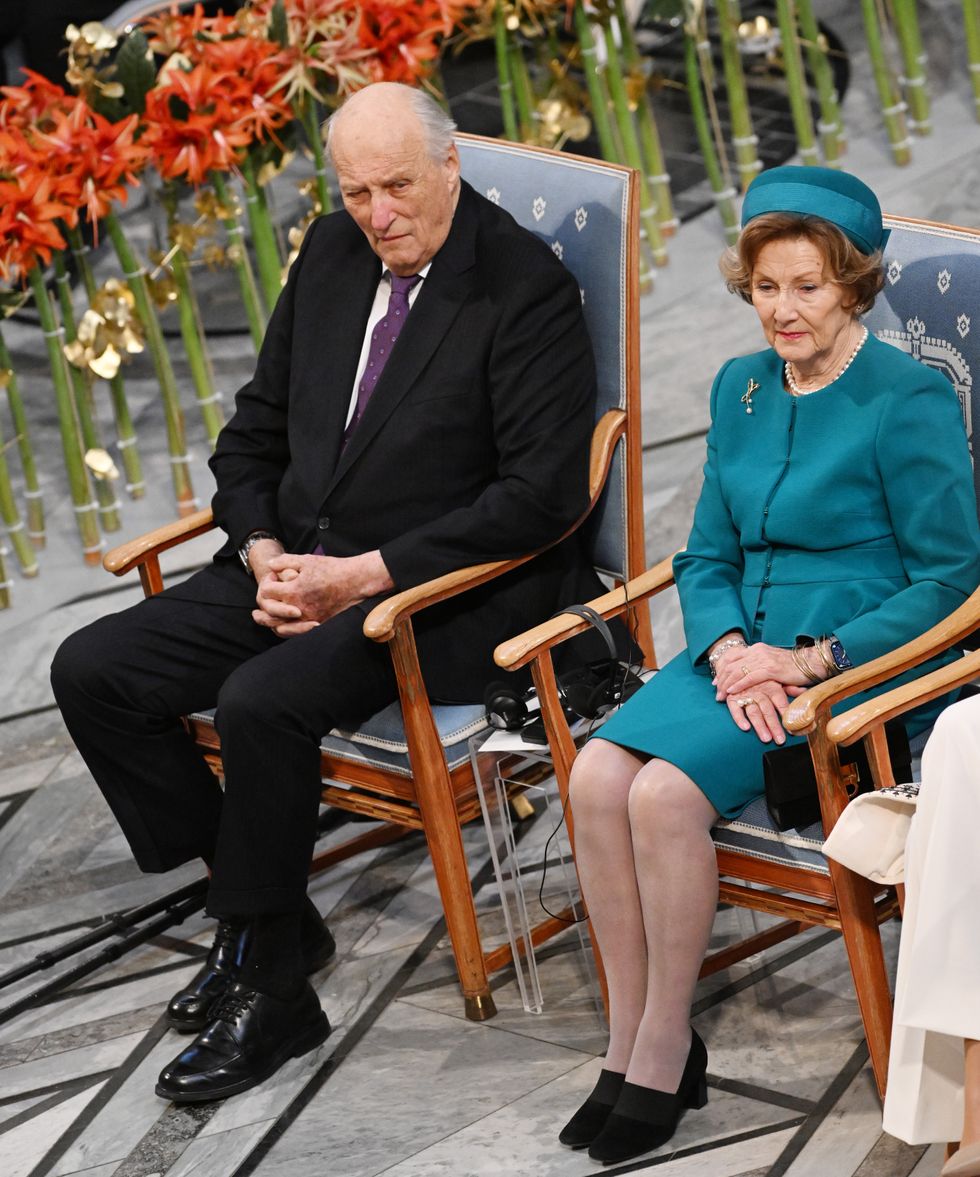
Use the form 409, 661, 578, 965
3, 1082, 109, 1177
0, 961, 200, 1047
0, 1031, 144, 1099
360, 1058, 801, 1177
163, 1122, 269, 1177
0, 753, 65, 799
50, 1034, 184, 1176
247, 998, 589, 1177
783, 1062, 884, 1177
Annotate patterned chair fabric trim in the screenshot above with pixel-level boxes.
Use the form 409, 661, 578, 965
189, 703, 490, 778
864, 216, 979, 504
711, 796, 829, 875
455, 137, 632, 580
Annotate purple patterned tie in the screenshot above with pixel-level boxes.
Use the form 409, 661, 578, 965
343, 272, 422, 445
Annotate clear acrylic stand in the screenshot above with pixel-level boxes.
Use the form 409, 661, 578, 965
469, 733, 601, 1015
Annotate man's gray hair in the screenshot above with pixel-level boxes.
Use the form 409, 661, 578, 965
325, 84, 457, 163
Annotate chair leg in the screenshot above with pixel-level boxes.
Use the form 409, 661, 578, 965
418, 811, 497, 1021
387, 621, 496, 1020
830, 858, 895, 1099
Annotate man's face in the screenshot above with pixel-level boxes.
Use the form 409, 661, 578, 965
332, 111, 460, 277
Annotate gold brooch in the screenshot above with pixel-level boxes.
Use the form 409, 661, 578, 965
741, 378, 759, 415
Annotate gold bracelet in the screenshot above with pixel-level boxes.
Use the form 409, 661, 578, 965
814, 639, 838, 676
791, 644, 820, 684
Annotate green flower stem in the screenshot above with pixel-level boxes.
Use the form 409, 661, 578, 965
0, 415, 38, 576
494, 0, 519, 141
0, 543, 10, 608
892, 0, 931, 134
53, 254, 121, 532
716, 0, 763, 189
613, 0, 677, 235
104, 208, 197, 516
860, 0, 912, 164
170, 244, 224, 447
26, 266, 102, 563
601, 21, 666, 264
774, 0, 820, 165
211, 171, 266, 350
573, 1, 620, 165
507, 30, 536, 141
796, 0, 844, 163
299, 99, 333, 214
0, 323, 45, 546
161, 187, 224, 447
683, 30, 739, 245
964, 0, 980, 120
66, 226, 144, 499
241, 154, 285, 311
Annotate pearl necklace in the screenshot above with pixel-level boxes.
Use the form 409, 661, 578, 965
785, 325, 869, 396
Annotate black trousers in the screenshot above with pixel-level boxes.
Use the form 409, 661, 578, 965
50, 568, 398, 917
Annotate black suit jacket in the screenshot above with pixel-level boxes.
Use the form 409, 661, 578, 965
187, 181, 604, 700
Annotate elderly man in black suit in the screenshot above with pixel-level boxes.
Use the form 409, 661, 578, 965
51, 82, 600, 1102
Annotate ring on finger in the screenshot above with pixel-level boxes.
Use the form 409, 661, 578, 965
740, 664, 750, 676
735, 695, 756, 708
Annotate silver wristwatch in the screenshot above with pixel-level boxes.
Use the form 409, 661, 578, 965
238, 530, 280, 577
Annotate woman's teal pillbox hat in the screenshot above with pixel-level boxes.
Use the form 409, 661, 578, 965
741, 165, 889, 255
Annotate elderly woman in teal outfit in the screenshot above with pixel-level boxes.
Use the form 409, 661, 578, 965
559, 166, 980, 1166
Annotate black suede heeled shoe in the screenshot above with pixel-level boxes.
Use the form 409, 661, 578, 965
588, 1030, 708, 1165
558, 1068, 626, 1149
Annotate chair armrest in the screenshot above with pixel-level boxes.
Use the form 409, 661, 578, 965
494, 552, 678, 671
364, 409, 628, 644
827, 646, 980, 748
103, 507, 216, 596
784, 586, 980, 735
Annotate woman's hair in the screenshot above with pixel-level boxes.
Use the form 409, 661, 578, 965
719, 212, 885, 314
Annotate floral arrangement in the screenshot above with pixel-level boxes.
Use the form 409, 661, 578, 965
0, 0, 965, 605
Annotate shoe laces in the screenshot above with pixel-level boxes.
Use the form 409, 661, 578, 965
212, 919, 245, 952
211, 986, 256, 1023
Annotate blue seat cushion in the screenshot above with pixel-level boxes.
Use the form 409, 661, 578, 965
189, 702, 490, 779
711, 795, 829, 875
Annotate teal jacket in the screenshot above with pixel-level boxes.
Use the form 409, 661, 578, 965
675, 333, 980, 682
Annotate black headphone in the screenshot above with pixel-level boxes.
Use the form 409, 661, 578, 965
484, 604, 644, 730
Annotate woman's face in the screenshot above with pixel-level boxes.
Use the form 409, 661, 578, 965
750, 235, 856, 374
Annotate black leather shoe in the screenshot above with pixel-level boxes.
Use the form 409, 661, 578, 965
155, 980, 331, 1103
588, 1030, 708, 1165
167, 919, 249, 1033
167, 912, 336, 1033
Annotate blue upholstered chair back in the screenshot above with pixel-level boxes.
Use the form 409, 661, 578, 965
456, 136, 639, 580
863, 215, 980, 508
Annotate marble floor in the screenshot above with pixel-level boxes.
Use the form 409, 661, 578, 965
4, 2, 980, 1173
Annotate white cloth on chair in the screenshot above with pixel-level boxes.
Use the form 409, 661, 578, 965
883, 694, 980, 1144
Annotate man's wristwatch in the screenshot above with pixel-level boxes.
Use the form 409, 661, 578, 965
238, 530, 280, 577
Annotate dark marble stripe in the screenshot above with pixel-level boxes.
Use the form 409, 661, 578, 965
112, 1100, 223, 1177
693, 929, 839, 1015
710, 1075, 817, 1115
597, 1116, 806, 1173
230, 916, 450, 1177
763, 1041, 871, 1177
0, 1070, 115, 1136
25, 1012, 174, 1177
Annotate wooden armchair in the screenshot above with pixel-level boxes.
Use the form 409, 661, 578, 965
102, 135, 651, 1021
494, 211, 980, 1095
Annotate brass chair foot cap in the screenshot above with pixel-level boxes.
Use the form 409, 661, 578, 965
464, 993, 497, 1021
